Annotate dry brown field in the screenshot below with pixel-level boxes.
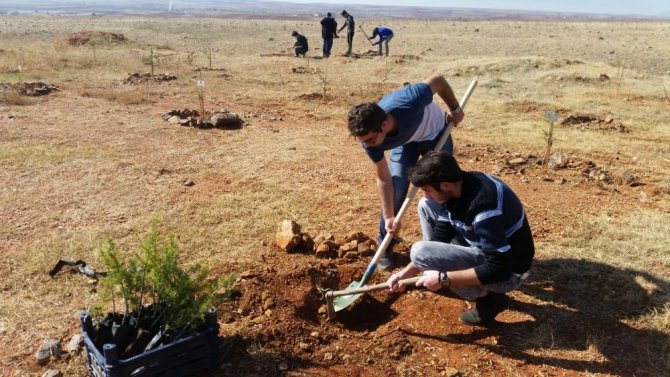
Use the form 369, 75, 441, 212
1, 15, 669, 377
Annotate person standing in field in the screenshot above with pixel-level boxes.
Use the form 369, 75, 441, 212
369, 26, 394, 56
346, 74, 464, 270
338, 10, 355, 56
320, 12, 338, 58
291, 31, 308, 57
387, 151, 535, 326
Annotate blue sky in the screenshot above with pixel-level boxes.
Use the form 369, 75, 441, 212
274, 0, 670, 16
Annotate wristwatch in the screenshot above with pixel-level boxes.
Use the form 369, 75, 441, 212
438, 271, 451, 289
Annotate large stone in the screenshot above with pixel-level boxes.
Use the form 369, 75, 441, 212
42, 370, 62, 377
315, 240, 337, 259
276, 220, 302, 252
211, 112, 243, 129
548, 152, 569, 170
67, 334, 83, 355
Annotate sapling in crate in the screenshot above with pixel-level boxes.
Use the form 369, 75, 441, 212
83, 223, 237, 377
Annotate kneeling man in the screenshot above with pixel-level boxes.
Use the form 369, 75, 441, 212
387, 151, 535, 325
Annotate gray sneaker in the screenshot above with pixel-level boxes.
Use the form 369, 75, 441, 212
378, 253, 395, 271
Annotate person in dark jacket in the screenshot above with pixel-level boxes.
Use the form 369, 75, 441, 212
337, 10, 355, 56
369, 26, 394, 56
320, 12, 338, 58
387, 151, 535, 326
291, 31, 308, 57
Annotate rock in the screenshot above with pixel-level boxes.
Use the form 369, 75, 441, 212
277, 361, 289, 371
548, 153, 569, 170
240, 270, 256, 279
598, 73, 610, 81
344, 231, 367, 242
182, 179, 195, 187
36, 343, 52, 365
315, 240, 337, 258
444, 367, 460, 377
167, 115, 182, 123
301, 234, 314, 251
276, 220, 302, 252
508, 157, 526, 165
323, 352, 334, 360
42, 370, 62, 377
299, 342, 311, 351
318, 305, 327, 314
262, 298, 275, 311
623, 171, 640, 186
67, 334, 83, 355
342, 354, 351, 361
310, 331, 320, 338
211, 112, 243, 129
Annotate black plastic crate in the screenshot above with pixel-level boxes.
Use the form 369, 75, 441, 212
80, 308, 221, 377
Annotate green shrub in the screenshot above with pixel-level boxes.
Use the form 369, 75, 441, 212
95, 222, 236, 336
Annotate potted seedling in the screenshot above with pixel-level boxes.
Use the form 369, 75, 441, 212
81, 223, 237, 377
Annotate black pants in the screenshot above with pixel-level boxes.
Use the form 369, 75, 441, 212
346, 32, 354, 55
294, 48, 307, 57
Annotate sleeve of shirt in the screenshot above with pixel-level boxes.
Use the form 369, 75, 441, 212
472, 215, 513, 284
364, 146, 384, 162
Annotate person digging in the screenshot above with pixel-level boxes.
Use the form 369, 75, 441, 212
387, 151, 535, 325
347, 74, 464, 271
291, 30, 308, 57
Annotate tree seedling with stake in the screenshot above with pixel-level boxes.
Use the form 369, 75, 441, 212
196, 71, 206, 122
543, 111, 559, 168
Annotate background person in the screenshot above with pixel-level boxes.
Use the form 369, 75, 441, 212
346, 74, 464, 270
291, 31, 308, 57
369, 26, 394, 56
387, 151, 535, 326
338, 10, 355, 56
320, 12, 338, 58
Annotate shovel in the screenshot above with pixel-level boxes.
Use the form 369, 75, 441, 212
325, 276, 420, 320
331, 79, 478, 314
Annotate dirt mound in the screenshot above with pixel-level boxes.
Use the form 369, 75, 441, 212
559, 113, 630, 132
0, 81, 58, 96
292, 66, 319, 74
122, 73, 177, 85
66, 31, 126, 46
296, 92, 325, 101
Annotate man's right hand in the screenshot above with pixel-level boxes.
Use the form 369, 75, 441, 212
387, 272, 406, 292
384, 216, 402, 236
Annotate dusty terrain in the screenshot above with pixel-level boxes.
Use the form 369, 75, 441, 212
1, 16, 669, 377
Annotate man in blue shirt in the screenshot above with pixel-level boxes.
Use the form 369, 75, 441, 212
347, 74, 464, 270
387, 151, 535, 325
369, 26, 394, 56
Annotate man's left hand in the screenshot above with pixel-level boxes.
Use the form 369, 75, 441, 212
416, 270, 441, 291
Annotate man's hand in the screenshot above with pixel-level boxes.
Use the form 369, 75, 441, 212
416, 270, 441, 291
384, 216, 402, 236
387, 272, 411, 292
446, 108, 464, 126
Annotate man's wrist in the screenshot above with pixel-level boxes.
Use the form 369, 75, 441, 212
439, 271, 451, 288
449, 105, 462, 115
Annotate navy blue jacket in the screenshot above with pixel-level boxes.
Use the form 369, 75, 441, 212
432, 172, 534, 284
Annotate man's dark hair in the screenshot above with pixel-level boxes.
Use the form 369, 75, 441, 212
327, 12, 332, 17
347, 102, 387, 136
291, 31, 299, 36
408, 151, 463, 189
341, 10, 348, 16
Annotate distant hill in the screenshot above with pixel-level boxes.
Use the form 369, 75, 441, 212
0, 0, 666, 20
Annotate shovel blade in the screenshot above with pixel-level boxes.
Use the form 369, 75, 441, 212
331, 280, 363, 312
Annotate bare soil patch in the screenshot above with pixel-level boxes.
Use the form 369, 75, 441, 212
65, 30, 126, 46
122, 73, 177, 85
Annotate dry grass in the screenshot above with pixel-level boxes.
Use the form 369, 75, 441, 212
0, 91, 33, 105
0, 15, 669, 376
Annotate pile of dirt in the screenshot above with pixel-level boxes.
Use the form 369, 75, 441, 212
66, 31, 126, 46
559, 113, 630, 132
295, 92, 325, 101
292, 66, 319, 74
162, 108, 244, 129
0, 81, 58, 96
122, 73, 177, 85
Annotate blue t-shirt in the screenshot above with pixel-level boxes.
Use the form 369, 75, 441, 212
364, 82, 434, 162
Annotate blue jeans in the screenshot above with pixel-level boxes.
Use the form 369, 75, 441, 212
322, 37, 333, 57
378, 129, 453, 254
413, 198, 528, 300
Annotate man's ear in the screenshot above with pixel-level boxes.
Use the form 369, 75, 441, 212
439, 182, 453, 192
